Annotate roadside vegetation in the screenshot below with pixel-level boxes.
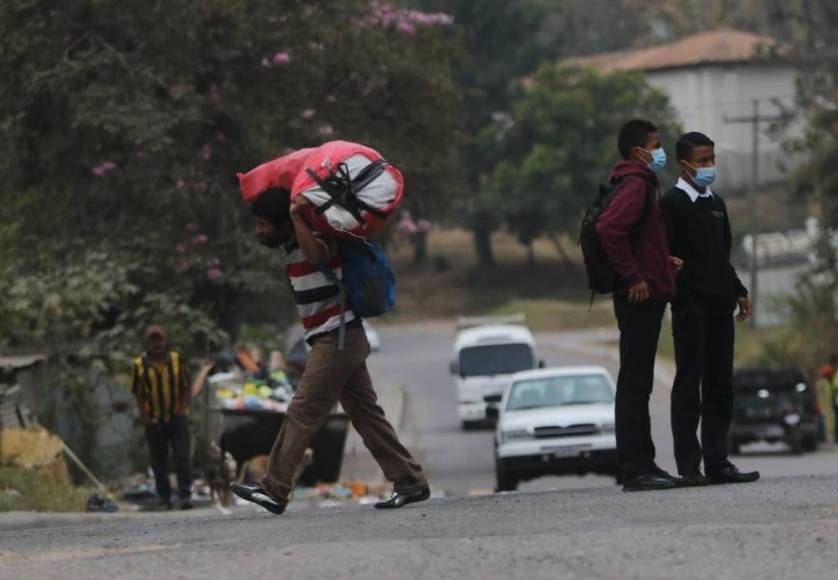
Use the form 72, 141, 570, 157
0, 467, 91, 512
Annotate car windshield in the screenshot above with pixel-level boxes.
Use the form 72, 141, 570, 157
458, 343, 534, 377
506, 374, 614, 411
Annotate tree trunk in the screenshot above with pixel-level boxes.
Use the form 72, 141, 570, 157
412, 231, 428, 264
526, 240, 535, 269
549, 233, 573, 263
473, 225, 495, 267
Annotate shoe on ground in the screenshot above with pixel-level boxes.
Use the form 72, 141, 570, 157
159, 498, 174, 511
230, 482, 286, 515
707, 464, 760, 485
673, 472, 709, 487
622, 472, 676, 492
180, 499, 194, 510
374, 487, 431, 509
649, 463, 676, 481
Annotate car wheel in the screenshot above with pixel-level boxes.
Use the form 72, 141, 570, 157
495, 458, 518, 492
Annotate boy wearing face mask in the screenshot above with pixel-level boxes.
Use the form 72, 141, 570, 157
661, 131, 759, 486
597, 119, 680, 491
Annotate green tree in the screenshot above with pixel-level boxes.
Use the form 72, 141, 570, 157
486, 64, 680, 266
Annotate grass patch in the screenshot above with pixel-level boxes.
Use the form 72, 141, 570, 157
489, 299, 615, 332
656, 319, 790, 366
386, 228, 600, 331
0, 466, 91, 512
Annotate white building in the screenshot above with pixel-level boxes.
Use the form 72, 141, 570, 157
571, 30, 804, 192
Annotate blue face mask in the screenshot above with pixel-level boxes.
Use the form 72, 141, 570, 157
692, 165, 716, 187
643, 147, 667, 174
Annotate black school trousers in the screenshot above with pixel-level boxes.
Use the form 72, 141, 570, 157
613, 296, 666, 479
671, 303, 735, 475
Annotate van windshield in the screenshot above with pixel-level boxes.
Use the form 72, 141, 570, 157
458, 343, 534, 377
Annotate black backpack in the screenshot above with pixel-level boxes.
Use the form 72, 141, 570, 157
579, 177, 652, 294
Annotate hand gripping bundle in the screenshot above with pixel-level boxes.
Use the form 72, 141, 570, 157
238, 140, 404, 240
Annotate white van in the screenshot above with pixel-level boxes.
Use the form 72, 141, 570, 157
450, 315, 542, 430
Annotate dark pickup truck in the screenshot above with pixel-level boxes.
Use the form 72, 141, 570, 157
729, 367, 820, 455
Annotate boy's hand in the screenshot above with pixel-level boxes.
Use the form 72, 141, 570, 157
669, 256, 685, 273
290, 195, 310, 219
628, 281, 650, 304
735, 296, 752, 322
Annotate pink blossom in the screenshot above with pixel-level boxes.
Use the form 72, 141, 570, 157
397, 21, 416, 36
416, 219, 432, 233
176, 179, 186, 189
318, 124, 334, 138
91, 161, 117, 177
208, 256, 221, 267
176, 243, 188, 254
199, 144, 212, 161
176, 260, 191, 273
193, 234, 208, 246
272, 51, 290, 65
397, 213, 418, 235
207, 268, 222, 280
261, 57, 271, 68
302, 108, 316, 120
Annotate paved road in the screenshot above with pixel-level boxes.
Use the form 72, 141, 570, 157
3, 475, 838, 579
5, 322, 838, 579
367, 322, 838, 496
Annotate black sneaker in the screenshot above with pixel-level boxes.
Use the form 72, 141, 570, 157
230, 482, 286, 515
374, 487, 431, 509
622, 472, 676, 492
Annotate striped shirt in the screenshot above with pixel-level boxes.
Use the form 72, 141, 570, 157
132, 351, 190, 423
283, 235, 356, 342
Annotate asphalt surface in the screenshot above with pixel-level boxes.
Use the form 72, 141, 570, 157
367, 323, 838, 496
2, 475, 837, 579
4, 320, 838, 579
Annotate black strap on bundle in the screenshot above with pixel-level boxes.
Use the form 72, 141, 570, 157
305, 160, 389, 225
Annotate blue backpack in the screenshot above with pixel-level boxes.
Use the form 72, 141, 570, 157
318, 240, 395, 348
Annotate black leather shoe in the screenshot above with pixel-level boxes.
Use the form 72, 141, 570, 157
622, 472, 676, 492
230, 482, 286, 514
707, 465, 760, 485
674, 472, 709, 487
374, 487, 431, 509
649, 463, 676, 481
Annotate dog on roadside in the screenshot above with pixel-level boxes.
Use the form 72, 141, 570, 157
237, 448, 314, 488
206, 441, 236, 507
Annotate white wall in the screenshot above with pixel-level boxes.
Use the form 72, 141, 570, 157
647, 63, 803, 192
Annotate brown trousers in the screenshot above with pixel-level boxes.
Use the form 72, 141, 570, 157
262, 326, 427, 504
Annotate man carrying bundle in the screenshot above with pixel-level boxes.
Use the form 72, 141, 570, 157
231, 143, 429, 515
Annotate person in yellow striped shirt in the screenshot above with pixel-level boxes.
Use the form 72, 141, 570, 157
132, 325, 193, 510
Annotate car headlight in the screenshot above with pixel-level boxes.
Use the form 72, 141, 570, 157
501, 429, 531, 443
601, 422, 616, 434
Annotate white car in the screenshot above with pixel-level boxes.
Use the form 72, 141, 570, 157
491, 366, 618, 491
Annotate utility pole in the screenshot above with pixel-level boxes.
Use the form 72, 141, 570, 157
724, 99, 783, 328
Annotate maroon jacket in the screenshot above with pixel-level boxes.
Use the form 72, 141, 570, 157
595, 160, 675, 301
